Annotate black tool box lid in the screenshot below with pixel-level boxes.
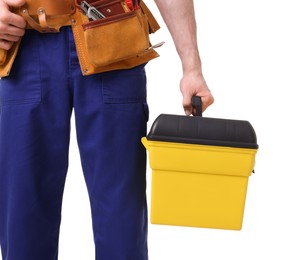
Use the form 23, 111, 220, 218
146, 114, 258, 149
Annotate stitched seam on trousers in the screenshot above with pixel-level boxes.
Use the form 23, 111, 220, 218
103, 97, 145, 104
0, 97, 42, 105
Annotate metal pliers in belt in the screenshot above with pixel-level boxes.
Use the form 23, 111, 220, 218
80, 1, 105, 20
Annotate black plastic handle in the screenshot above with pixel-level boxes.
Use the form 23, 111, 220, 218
191, 96, 202, 117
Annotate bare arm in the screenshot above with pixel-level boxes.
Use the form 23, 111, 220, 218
0, 0, 26, 50
154, 0, 214, 114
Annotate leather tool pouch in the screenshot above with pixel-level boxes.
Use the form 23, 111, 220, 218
72, 0, 161, 75
0, 42, 21, 78
0, 49, 6, 65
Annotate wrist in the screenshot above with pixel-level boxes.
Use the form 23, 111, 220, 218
180, 50, 203, 75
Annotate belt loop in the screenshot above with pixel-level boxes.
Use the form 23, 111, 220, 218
37, 7, 58, 32
20, 6, 58, 33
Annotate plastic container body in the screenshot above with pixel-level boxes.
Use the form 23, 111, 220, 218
142, 114, 258, 230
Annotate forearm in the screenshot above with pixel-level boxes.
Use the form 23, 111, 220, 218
154, 0, 214, 114
154, 0, 202, 74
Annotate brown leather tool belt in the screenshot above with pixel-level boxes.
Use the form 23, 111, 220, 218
0, 0, 161, 77
18, 0, 76, 33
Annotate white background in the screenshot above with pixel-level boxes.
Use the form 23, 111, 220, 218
2, 0, 293, 259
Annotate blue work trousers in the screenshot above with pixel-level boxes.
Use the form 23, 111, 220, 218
0, 27, 149, 260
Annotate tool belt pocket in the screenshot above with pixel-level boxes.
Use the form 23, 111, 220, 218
83, 10, 149, 67
72, 0, 161, 75
0, 49, 7, 66
0, 42, 21, 78
79, 0, 150, 68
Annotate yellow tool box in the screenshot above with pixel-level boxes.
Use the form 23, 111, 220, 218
142, 98, 258, 230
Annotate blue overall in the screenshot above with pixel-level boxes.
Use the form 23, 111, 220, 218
0, 27, 149, 260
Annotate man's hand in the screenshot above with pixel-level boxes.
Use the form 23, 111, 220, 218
180, 71, 214, 115
0, 0, 26, 50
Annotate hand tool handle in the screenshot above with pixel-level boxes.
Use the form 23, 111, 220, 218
191, 96, 202, 117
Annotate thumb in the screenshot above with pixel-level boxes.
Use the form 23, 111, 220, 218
4, 0, 26, 7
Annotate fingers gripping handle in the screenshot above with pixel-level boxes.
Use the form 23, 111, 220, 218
191, 96, 202, 117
